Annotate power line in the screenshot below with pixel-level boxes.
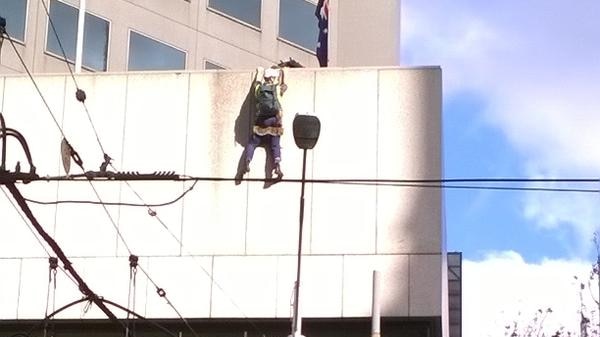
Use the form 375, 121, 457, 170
136, 265, 200, 337
27, 174, 600, 184
332, 181, 600, 193
20, 180, 199, 206
40, 0, 110, 159
15, 176, 600, 202
2, 32, 66, 139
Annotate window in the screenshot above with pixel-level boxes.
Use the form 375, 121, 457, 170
205, 60, 225, 70
208, 0, 261, 28
0, 0, 27, 41
45, 0, 109, 71
279, 0, 318, 52
128, 31, 186, 71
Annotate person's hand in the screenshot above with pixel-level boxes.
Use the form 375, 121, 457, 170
255, 67, 264, 81
280, 83, 288, 96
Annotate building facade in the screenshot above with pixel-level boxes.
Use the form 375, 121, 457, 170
0, 0, 401, 73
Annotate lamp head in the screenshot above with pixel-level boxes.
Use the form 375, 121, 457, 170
292, 114, 321, 150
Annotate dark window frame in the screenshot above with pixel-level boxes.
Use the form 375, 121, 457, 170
44, 0, 110, 71
204, 60, 226, 70
127, 29, 187, 71
0, 0, 29, 43
206, 0, 262, 30
277, 0, 318, 54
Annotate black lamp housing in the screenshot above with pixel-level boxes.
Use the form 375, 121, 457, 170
292, 114, 321, 150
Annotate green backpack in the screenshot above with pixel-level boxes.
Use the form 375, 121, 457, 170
256, 83, 281, 117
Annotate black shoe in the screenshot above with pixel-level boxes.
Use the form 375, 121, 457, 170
274, 164, 283, 179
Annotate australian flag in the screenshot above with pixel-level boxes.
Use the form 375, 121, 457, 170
315, 0, 329, 67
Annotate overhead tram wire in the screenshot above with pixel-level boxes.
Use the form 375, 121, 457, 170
39, 0, 108, 157
2, 32, 66, 139
28, 174, 600, 185
17, 181, 600, 207
17, 176, 600, 206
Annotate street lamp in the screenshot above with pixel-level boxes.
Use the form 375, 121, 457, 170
291, 114, 321, 337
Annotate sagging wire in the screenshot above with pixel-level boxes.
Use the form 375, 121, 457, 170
22, 180, 198, 207
9, 296, 178, 337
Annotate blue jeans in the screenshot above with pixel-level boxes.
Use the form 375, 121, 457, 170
245, 117, 281, 163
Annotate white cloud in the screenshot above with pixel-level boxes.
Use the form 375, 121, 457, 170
464, 252, 596, 337
402, 0, 600, 249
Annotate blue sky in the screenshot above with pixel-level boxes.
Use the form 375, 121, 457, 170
401, 1, 600, 335
402, 0, 600, 261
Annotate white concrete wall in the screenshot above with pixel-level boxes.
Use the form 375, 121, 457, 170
0, 66, 441, 320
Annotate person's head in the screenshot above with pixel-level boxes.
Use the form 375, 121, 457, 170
264, 68, 279, 83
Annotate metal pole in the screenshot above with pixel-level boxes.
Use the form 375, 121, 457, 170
75, 0, 86, 73
291, 148, 308, 337
371, 270, 381, 337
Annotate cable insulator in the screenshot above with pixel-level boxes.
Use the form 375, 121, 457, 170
129, 254, 138, 268
156, 288, 166, 297
148, 209, 157, 217
75, 89, 86, 103
48, 257, 58, 270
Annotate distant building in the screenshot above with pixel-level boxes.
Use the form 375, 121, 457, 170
0, 1, 457, 337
